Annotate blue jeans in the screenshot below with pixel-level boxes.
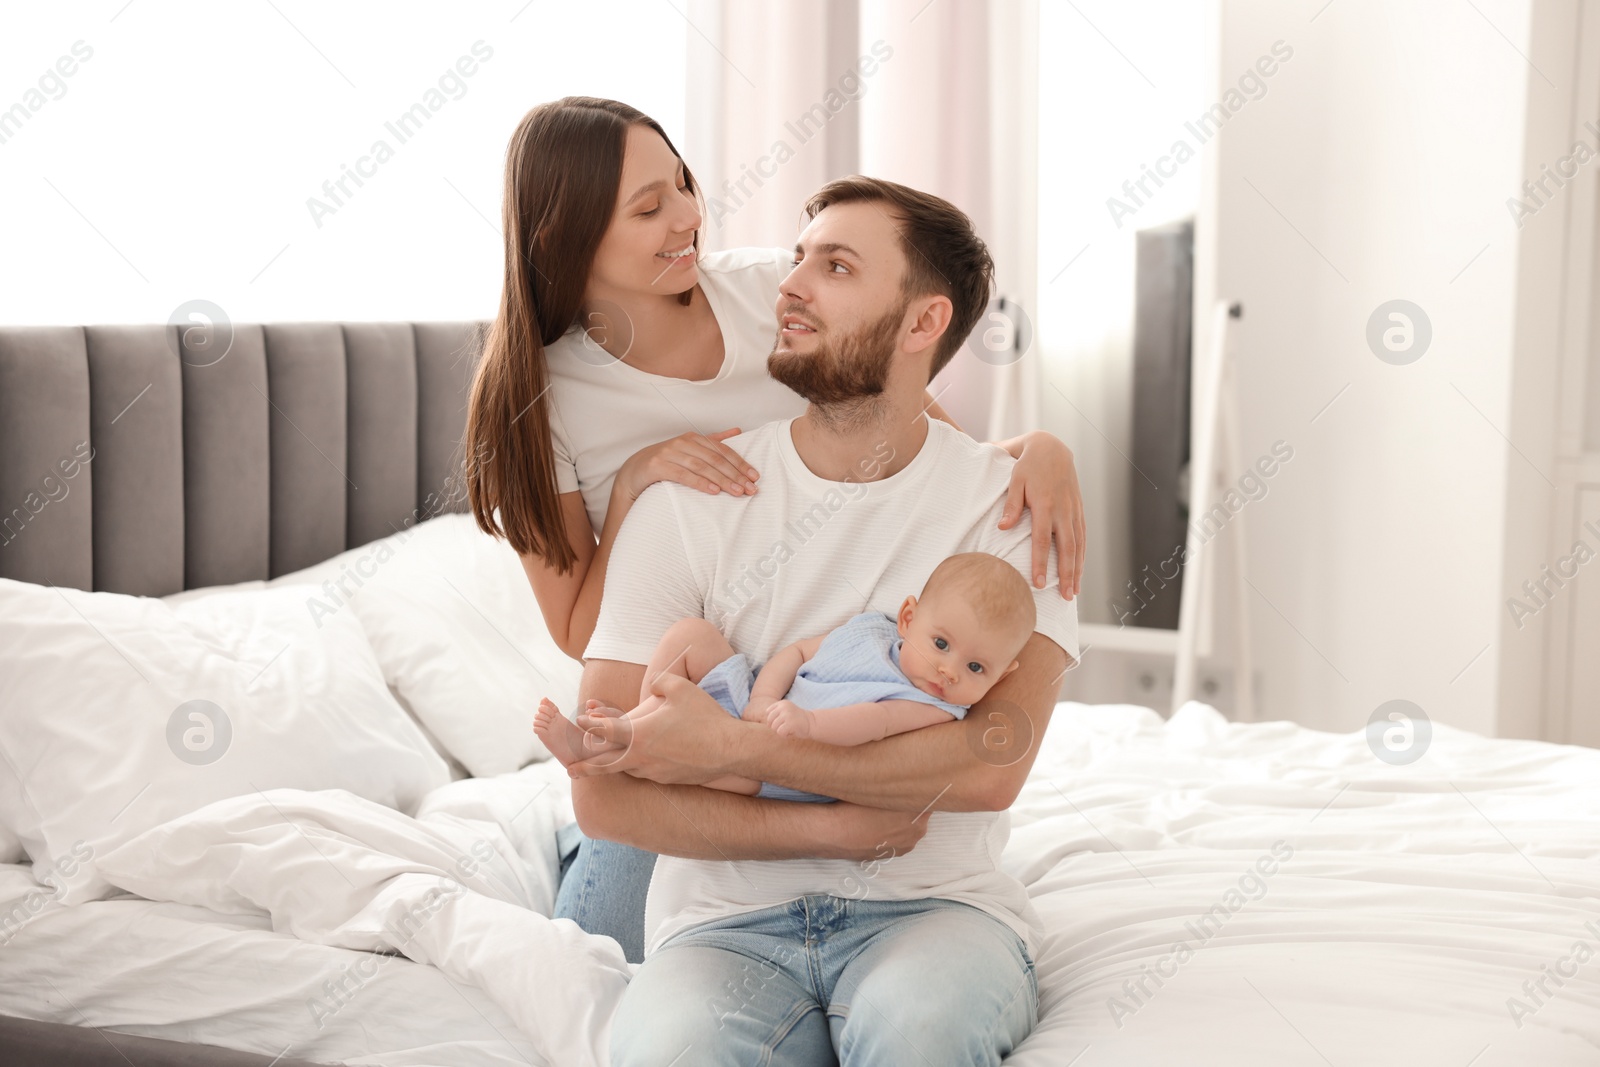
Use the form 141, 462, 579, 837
609, 894, 1038, 1066
553, 821, 657, 964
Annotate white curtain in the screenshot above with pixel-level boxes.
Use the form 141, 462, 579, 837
684, 0, 1039, 442
684, 0, 1206, 623
684, 0, 861, 251
1035, 0, 1204, 622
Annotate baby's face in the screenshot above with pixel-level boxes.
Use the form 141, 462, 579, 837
896, 594, 1024, 706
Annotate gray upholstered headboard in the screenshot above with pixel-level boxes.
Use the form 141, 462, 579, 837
0, 321, 489, 596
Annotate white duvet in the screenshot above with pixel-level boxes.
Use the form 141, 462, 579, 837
2, 701, 1597, 1067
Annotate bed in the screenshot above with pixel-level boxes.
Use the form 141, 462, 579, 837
1, 322, 1596, 1066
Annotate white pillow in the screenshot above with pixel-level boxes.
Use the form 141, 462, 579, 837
0, 579, 450, 904
269, 514, 583, 777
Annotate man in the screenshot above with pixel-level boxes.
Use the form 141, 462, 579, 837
570, 176, 1078, 1065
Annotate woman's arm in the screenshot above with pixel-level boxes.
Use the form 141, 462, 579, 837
522, 429, 760, 661
921, 389, 1085, 599
921, 389, 1060, 463
519, 480, 640, 662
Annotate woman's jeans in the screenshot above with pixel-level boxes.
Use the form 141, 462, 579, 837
553, 821, 657, 964
609, 893, 1039, 1066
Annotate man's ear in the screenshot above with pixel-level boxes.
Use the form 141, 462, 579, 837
901, 294, 953, 359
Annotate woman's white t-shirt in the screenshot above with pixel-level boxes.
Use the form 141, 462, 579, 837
545, 246, 808, 536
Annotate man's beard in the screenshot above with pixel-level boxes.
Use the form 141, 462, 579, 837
767, 301, 905, 410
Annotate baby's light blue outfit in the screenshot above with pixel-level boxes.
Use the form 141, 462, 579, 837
697, 610, 969, 803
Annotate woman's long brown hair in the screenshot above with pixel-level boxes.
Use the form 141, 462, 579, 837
465, 96, 700, 572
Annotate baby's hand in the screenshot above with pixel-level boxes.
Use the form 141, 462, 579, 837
766, 700, 815, 739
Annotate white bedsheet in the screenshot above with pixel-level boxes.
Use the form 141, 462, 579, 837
0, 758, 626, 1067
1006, 702, 1600, 1066
2, 702, 1597, 1066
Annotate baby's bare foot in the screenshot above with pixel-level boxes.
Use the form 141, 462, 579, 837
535, 697, 616, 767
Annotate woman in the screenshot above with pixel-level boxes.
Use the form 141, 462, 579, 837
463, 96, 1087, 963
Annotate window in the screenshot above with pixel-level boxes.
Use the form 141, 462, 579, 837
0, 3, 687, 324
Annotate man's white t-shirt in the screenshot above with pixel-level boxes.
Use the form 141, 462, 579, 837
584, 416, 1081, 959
545, 246, 808, 536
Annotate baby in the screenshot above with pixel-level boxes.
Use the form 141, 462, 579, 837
534, 551, 1036, 803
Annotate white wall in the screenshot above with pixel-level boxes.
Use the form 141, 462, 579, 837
1491, 0, 1581, 740
1200, 0, 1551, 735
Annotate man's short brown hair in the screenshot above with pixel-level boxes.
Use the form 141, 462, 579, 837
801, 176, 995, 383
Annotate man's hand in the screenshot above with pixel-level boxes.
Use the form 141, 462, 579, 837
569, 671, 745, 784
575, 631, 1069, 814
823, 801, 931, 861
742, 694, 777, 724
765, 700, 815, 739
